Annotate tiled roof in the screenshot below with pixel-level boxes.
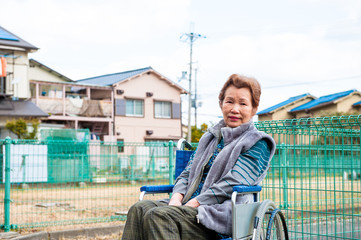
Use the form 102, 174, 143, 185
257, 93, 311, 115
0, 26, 38, 51
0, 100, 48, 117
76, 67, 153, 86
290, 89, 357, 112
353, 100, 361, 106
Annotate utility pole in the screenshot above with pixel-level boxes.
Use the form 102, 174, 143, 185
194, 68, 198, 128
180, 31, 205, 143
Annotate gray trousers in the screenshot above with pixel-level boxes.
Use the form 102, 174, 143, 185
121, 200, 219, 240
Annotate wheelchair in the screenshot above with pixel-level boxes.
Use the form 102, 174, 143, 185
140, 139, 289, 240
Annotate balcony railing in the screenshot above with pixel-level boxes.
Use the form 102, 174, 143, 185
33, 97, 112, 118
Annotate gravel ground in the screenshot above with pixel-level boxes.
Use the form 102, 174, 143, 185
63, 233, 122, 240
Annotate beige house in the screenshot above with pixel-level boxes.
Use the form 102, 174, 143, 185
290, 90, 361, 118
258, 93, 316, 121
77, 67, 187, 142
258, 90, 361, 121
257, 90, 361, 146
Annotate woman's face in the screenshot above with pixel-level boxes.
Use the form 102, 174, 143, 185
220, 85, 256, 128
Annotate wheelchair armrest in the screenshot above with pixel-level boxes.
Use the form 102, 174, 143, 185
231, 185, 262, 204
139, 184, 174, 201
233, 185, 262, 193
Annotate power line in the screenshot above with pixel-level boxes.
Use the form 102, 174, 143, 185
196, 74, 361, 99
206, 17, 361, 38
263, 75, 361, 89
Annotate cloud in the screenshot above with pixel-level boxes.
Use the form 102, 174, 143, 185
1, 0, 361, 126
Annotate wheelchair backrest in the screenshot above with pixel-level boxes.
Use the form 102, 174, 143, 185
174, 150, 194, 179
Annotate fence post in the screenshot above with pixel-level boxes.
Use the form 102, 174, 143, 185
4, 137, 11, 232
168, 140, 174, 185
281, 143, 289, 209
81, 154, 84, 183
151, 154, 155, 179
130, 155, 134, 182
21, 155, 27, 185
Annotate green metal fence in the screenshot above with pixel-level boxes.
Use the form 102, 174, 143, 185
0, 139, 174, 230
256, 115, 361, 239
0, 115, 360, 239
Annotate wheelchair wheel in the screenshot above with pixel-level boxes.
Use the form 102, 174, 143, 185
254, 200, 289, 240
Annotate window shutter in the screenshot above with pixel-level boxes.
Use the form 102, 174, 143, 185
115, 99, 126, 116
172, 103, 181, 119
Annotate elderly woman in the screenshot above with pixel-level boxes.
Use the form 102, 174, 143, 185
122, 74, 276, 240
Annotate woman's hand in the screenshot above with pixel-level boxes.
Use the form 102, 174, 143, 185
168, 192, 184, 206
184, 198, 200, 208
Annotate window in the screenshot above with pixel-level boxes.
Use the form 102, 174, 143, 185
126, 99, 144, 117
155, 101, 171, 118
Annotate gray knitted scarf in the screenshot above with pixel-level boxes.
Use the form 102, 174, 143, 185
190, 120, 276, 235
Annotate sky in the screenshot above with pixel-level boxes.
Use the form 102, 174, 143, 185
1, 0, 361, 126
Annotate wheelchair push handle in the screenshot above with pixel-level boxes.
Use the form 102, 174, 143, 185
177, 138, 193, 150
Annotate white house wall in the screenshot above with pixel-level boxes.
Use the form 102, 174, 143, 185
4, 50, 30, 98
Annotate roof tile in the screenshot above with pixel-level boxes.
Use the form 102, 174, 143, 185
352, 100, 361, 106
76, 67, 152, 86
290, 89, 356, 112
257, 93, 311, 115
0, 100, 48, 117
0, 26, 38, 51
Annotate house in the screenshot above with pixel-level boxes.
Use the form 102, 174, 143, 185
257, 93, 316, 121
28, 59, 114, 140
258, 90, 361, 120
0, 26, 48, 138
0, 26, 38, 99
30, 63, 187, 142
1, 25, 186, 142
77, 67, 187, 142
289, 89, 361, 118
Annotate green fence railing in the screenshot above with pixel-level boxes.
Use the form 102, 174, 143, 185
257, 115, 361, 239
0, 139, 174, 230
0, 115, 360, 239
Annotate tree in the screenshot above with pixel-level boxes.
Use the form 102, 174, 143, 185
188, 123, 208, 143
5, 118, 40, 139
